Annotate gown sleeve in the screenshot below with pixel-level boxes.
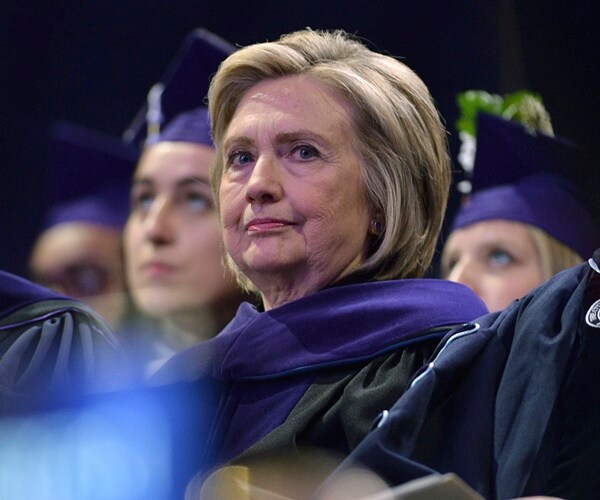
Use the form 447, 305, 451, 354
0, 298, 127, 399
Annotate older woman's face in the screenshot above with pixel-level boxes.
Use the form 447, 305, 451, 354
124, 142, 239, 319
219, 75, 371, 307
442, 219, 544, 312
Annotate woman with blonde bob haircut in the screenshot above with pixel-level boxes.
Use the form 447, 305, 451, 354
209, 29, 450, 287
152, 28, 488, 492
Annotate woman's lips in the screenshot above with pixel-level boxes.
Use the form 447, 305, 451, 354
245, 218, 293, 232
141, 261, 176, 278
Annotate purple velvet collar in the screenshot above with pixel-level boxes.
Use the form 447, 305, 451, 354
156, 279, 488, 382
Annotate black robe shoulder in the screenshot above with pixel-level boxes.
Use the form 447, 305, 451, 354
0, 270, 126, 400
330, 253, 600, 500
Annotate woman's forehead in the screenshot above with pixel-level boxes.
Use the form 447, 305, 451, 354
225, 76, 355, 139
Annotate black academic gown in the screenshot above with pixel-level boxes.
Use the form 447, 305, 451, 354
0, 270, 125, 401
331, 252, 600, 500
151, 278, 488, 492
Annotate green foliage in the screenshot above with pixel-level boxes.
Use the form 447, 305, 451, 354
456, 90, 553, 137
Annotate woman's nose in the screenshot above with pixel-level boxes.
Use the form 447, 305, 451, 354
144, 199, 176, 245
245, 155, 283, 204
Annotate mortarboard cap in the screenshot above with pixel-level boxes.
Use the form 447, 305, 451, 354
44, 121, 140, 230
452, 113, 600, 259
122, 28, 236, 148
157, 106, 212, 146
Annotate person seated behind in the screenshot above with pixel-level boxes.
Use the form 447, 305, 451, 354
29, 122, 139, 328
441, 92, 598, 311
0, 269, 126, 400
124, 107, 249, 375
148, 28, 489, 496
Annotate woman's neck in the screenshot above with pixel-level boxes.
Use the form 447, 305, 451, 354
159, 294, 247, 349
160, 309, 218, 349
257, 265, 368, 311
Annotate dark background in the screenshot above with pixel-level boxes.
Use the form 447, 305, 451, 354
2, 1, 598, 277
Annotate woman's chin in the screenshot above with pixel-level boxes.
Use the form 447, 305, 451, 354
134, 290, 194, 319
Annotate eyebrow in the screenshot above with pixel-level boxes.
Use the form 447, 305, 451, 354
131, 176, 211, 189
222, 135, 254, 153
223, 129, 331, 151
276, 131, 327, 145
177, 177, 211, 189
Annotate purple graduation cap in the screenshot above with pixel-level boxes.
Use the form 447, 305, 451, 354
451, 113, 600, 259
44, 122, 140, 230
157, 106, 212, 146
122, 28, 236, 148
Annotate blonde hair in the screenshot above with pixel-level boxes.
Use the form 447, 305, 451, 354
208, 29, 450, 291
528, 225, 583, 279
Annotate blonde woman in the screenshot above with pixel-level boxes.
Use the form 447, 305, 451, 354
442, 110, 596, 311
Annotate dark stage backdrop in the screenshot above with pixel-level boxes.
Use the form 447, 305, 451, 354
1, 1, 598, 277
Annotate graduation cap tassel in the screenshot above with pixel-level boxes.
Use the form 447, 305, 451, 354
145, 83, 165, 146
122, 29, 236, 148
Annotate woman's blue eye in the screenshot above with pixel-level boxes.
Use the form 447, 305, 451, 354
294, 145, 318, 160
186, 193, 211, 212
132, 192, 154, 212
488, 250, 512, 267
228, 150, 253, 167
